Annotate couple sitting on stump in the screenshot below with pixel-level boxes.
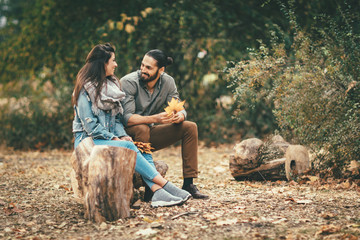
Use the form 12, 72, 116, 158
72, 43, 208, 208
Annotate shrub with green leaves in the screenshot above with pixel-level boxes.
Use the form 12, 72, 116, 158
226, 2, 360, 176
0, 70, 73, 150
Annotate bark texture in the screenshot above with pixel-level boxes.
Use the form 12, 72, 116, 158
70, 137, 137, 223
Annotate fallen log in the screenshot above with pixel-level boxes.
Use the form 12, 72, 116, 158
231, 158, 287, 181
70, 137, 137, 223
230, 136, 310, 181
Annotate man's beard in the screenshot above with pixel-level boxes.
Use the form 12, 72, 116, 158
140, 69, 159, 83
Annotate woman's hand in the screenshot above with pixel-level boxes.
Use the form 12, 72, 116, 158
112, 136, 133, 142
119, 136, 133, 142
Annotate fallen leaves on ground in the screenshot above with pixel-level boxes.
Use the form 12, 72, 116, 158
3, 203, 24, 216
0, 146, 359, 239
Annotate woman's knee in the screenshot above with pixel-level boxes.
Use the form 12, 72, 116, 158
118, 140, 137, 151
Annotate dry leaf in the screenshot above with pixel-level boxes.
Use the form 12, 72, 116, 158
296, 199, 312, 204
4, 202, 24, 216
301, 175, 319, 183
246, 183, 262, 188
203, 213, 221, 221
134, 141, 155, 154
164, 98, 185, 116
341, 180, 351, 189
216, 218, 238, 226
289, 180, 298, 186
135, 228, 157, 236
316, 224, 341, 236
340, 233, 358, 240
321, 212, 337, 219
59, 185, 71, 191
285, 197, 295, 202
273, 217, 287, 224
143, 216, 154, 223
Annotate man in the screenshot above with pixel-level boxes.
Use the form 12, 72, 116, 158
120, 49, 208, 199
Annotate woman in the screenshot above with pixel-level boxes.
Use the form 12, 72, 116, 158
72, 43, 190, 207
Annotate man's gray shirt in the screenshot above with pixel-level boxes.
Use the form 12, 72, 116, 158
120, 70, 187, 127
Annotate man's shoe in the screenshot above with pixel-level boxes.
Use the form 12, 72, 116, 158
182, 184, 209, 199
150, 188, 184, 208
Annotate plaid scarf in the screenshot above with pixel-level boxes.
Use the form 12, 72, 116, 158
84, 79, 125, 116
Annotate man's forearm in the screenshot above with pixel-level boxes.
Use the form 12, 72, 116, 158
127, 114, 158, 127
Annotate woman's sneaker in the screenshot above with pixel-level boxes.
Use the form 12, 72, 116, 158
163, 181, 192, 202
150, 188, 184, 208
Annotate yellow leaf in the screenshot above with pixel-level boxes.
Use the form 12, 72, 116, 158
108, 20, 114, 30
164, 98, 185, 116
125, 24, 135, 34
143, 216, 153, 223
116, 21, 123, 30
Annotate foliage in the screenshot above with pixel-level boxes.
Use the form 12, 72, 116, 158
0, 0, 356, 149
1, 0, 286, 149
227, 0, 360, 175
0, 69, 73, 150
257, 136, 286, 165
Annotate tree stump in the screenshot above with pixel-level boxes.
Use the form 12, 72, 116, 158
230, 136, 310, 181
70, 137, 137, 223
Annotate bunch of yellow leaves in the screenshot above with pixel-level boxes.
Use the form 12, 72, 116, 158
134, 141, 155, 154
164, 98, 185, 116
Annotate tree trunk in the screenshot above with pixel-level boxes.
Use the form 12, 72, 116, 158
70, 137, 137, 223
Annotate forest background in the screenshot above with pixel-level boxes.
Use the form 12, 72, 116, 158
0, 0, 359, 176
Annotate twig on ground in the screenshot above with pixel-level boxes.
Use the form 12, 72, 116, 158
171, 211, 197, 220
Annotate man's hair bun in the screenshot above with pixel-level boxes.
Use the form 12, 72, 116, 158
166, 57, 173, 66
146, 49, 173, 68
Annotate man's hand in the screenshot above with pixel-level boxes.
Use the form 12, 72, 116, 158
155, 112, 174, 124
171, 112, 185, 124
156, 112, 185, 124
127, 112, 185, 126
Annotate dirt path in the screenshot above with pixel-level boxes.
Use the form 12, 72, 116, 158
1, 145, 359, 239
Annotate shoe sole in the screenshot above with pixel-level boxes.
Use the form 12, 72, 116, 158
151, 199, 184, 208
175, 194, 192, 206
192, 194, 209, 199
183, 194, 192, 202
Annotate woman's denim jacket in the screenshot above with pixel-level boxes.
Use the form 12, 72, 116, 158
72, 89, 128, 144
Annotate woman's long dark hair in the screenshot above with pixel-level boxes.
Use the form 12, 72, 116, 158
72, 43, 117, 105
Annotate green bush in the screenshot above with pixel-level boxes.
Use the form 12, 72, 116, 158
0, 71, 73, 150
226, 1, 360, 176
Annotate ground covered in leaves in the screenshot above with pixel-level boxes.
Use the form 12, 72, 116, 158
1, 144, 360, 239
